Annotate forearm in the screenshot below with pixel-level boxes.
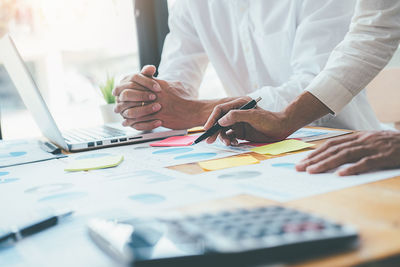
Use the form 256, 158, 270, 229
282, 91, 332, 134
190, 97, 239, 127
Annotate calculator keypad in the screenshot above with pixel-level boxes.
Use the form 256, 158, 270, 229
164, 206, 357, 253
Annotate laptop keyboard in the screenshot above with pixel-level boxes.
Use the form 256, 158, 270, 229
63, 126, 126, 143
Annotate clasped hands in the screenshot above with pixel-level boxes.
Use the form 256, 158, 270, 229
113, 65, 200, 130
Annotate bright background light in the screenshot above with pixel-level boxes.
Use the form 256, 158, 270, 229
0, 0, 225, 140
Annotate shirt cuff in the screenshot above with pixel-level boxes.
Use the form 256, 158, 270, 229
306, 72, 355, 115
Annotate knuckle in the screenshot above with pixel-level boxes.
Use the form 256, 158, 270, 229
228, 110, 238, 120
125, 109, 134, 118
360, 157, 374, 166
325, 139, 336, 147
215, 105, 223, 112
120, 90, 130, 100
132, 74, 140, 81
326, 146, 339, 155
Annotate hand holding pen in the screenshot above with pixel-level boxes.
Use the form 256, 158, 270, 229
196, 97, 261, 144
200, 96, 290, 146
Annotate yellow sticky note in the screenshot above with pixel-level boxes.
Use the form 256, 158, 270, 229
250, 140, 314, 155
65, 155, 124, 172
188, 126, 205, 134
199, 155, 259, 171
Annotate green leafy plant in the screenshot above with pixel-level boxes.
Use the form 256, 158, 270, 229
99, 76, 116, 104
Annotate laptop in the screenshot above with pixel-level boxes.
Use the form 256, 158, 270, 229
0, 34, 186, 152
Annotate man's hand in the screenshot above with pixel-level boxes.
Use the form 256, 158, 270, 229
296, 131, 400, 176
204, 97, 292, 145
113, 65, 228, 130
113, 65, 163, 130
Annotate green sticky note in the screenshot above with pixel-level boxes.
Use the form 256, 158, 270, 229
65, 155, 124, 172
250, 140, 314, 155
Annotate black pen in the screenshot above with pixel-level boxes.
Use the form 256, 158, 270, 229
0, 210, 73, 245
194, 97, 262, 144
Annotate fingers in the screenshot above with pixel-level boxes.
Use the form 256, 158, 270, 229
126, 119, 162, 131
221, 129, 239, 146
304, 146, 372, 174
141, 65, 157, 77
114, 101, 157, 114
301, 133, 358, 162
113, 73, 161, 97
296, 140, 359, 171
121, 103, 161, 119
204, 98, 250, 130
296, 134, 358, 171
118, 89, 157, 102
114, 101, 137, 114
218, 109, 253, 127
205, 129, 221, 144
115, 81, 148, 94
338, 154, 385, 176
218, 130, 231, 146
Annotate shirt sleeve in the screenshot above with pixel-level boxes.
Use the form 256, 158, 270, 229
248, 0, 357, 113
306, 0, 400, 114
157, 0, 209, 98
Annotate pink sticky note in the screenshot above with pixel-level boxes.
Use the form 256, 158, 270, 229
150, 135, 198, 147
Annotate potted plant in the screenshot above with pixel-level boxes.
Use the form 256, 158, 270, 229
98, 76, 122, 123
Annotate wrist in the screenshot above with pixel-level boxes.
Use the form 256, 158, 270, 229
189, 97, 238, 127
282, 91, 331, 134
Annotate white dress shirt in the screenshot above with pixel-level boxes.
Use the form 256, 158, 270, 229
306, 0, 400, 114
158, 0, 382, 130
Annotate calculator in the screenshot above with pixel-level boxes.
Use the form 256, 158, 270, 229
88, 206, 359, 266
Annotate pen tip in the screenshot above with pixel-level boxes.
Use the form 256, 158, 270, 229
255, 97, 262, 103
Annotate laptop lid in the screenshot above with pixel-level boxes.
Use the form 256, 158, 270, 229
0, 34, 69, 150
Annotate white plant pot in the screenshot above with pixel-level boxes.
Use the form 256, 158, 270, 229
100, 103, 122, 124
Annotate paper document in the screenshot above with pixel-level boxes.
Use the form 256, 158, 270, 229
199, 155, 259, 171
195, 151, 400, 202
251, 140, 314, 155
287, 128, 351, 142
0, 139, 66, 168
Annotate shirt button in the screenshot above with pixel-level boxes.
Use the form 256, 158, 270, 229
254, 84, 258, 89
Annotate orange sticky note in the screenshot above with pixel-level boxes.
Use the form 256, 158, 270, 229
150, 135, 198, 147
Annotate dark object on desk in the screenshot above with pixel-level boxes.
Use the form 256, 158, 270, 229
194, 97, 262, 144
38, 140, 62, 154
88, 206, 359, 266
0, 210, 73, 246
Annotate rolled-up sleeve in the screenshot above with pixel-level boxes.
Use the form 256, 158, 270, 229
306, 0, 400, 114
248, 0, 356, 113
157, 0, 209, 98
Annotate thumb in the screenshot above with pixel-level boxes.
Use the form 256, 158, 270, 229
218, 110, 251, 127
141, 65, 157, 78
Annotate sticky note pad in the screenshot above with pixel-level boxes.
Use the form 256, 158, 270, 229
150, 135, 198, 147
65, 155, 124, 172
250, 140, 314, 155
199, 155, 259, 171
